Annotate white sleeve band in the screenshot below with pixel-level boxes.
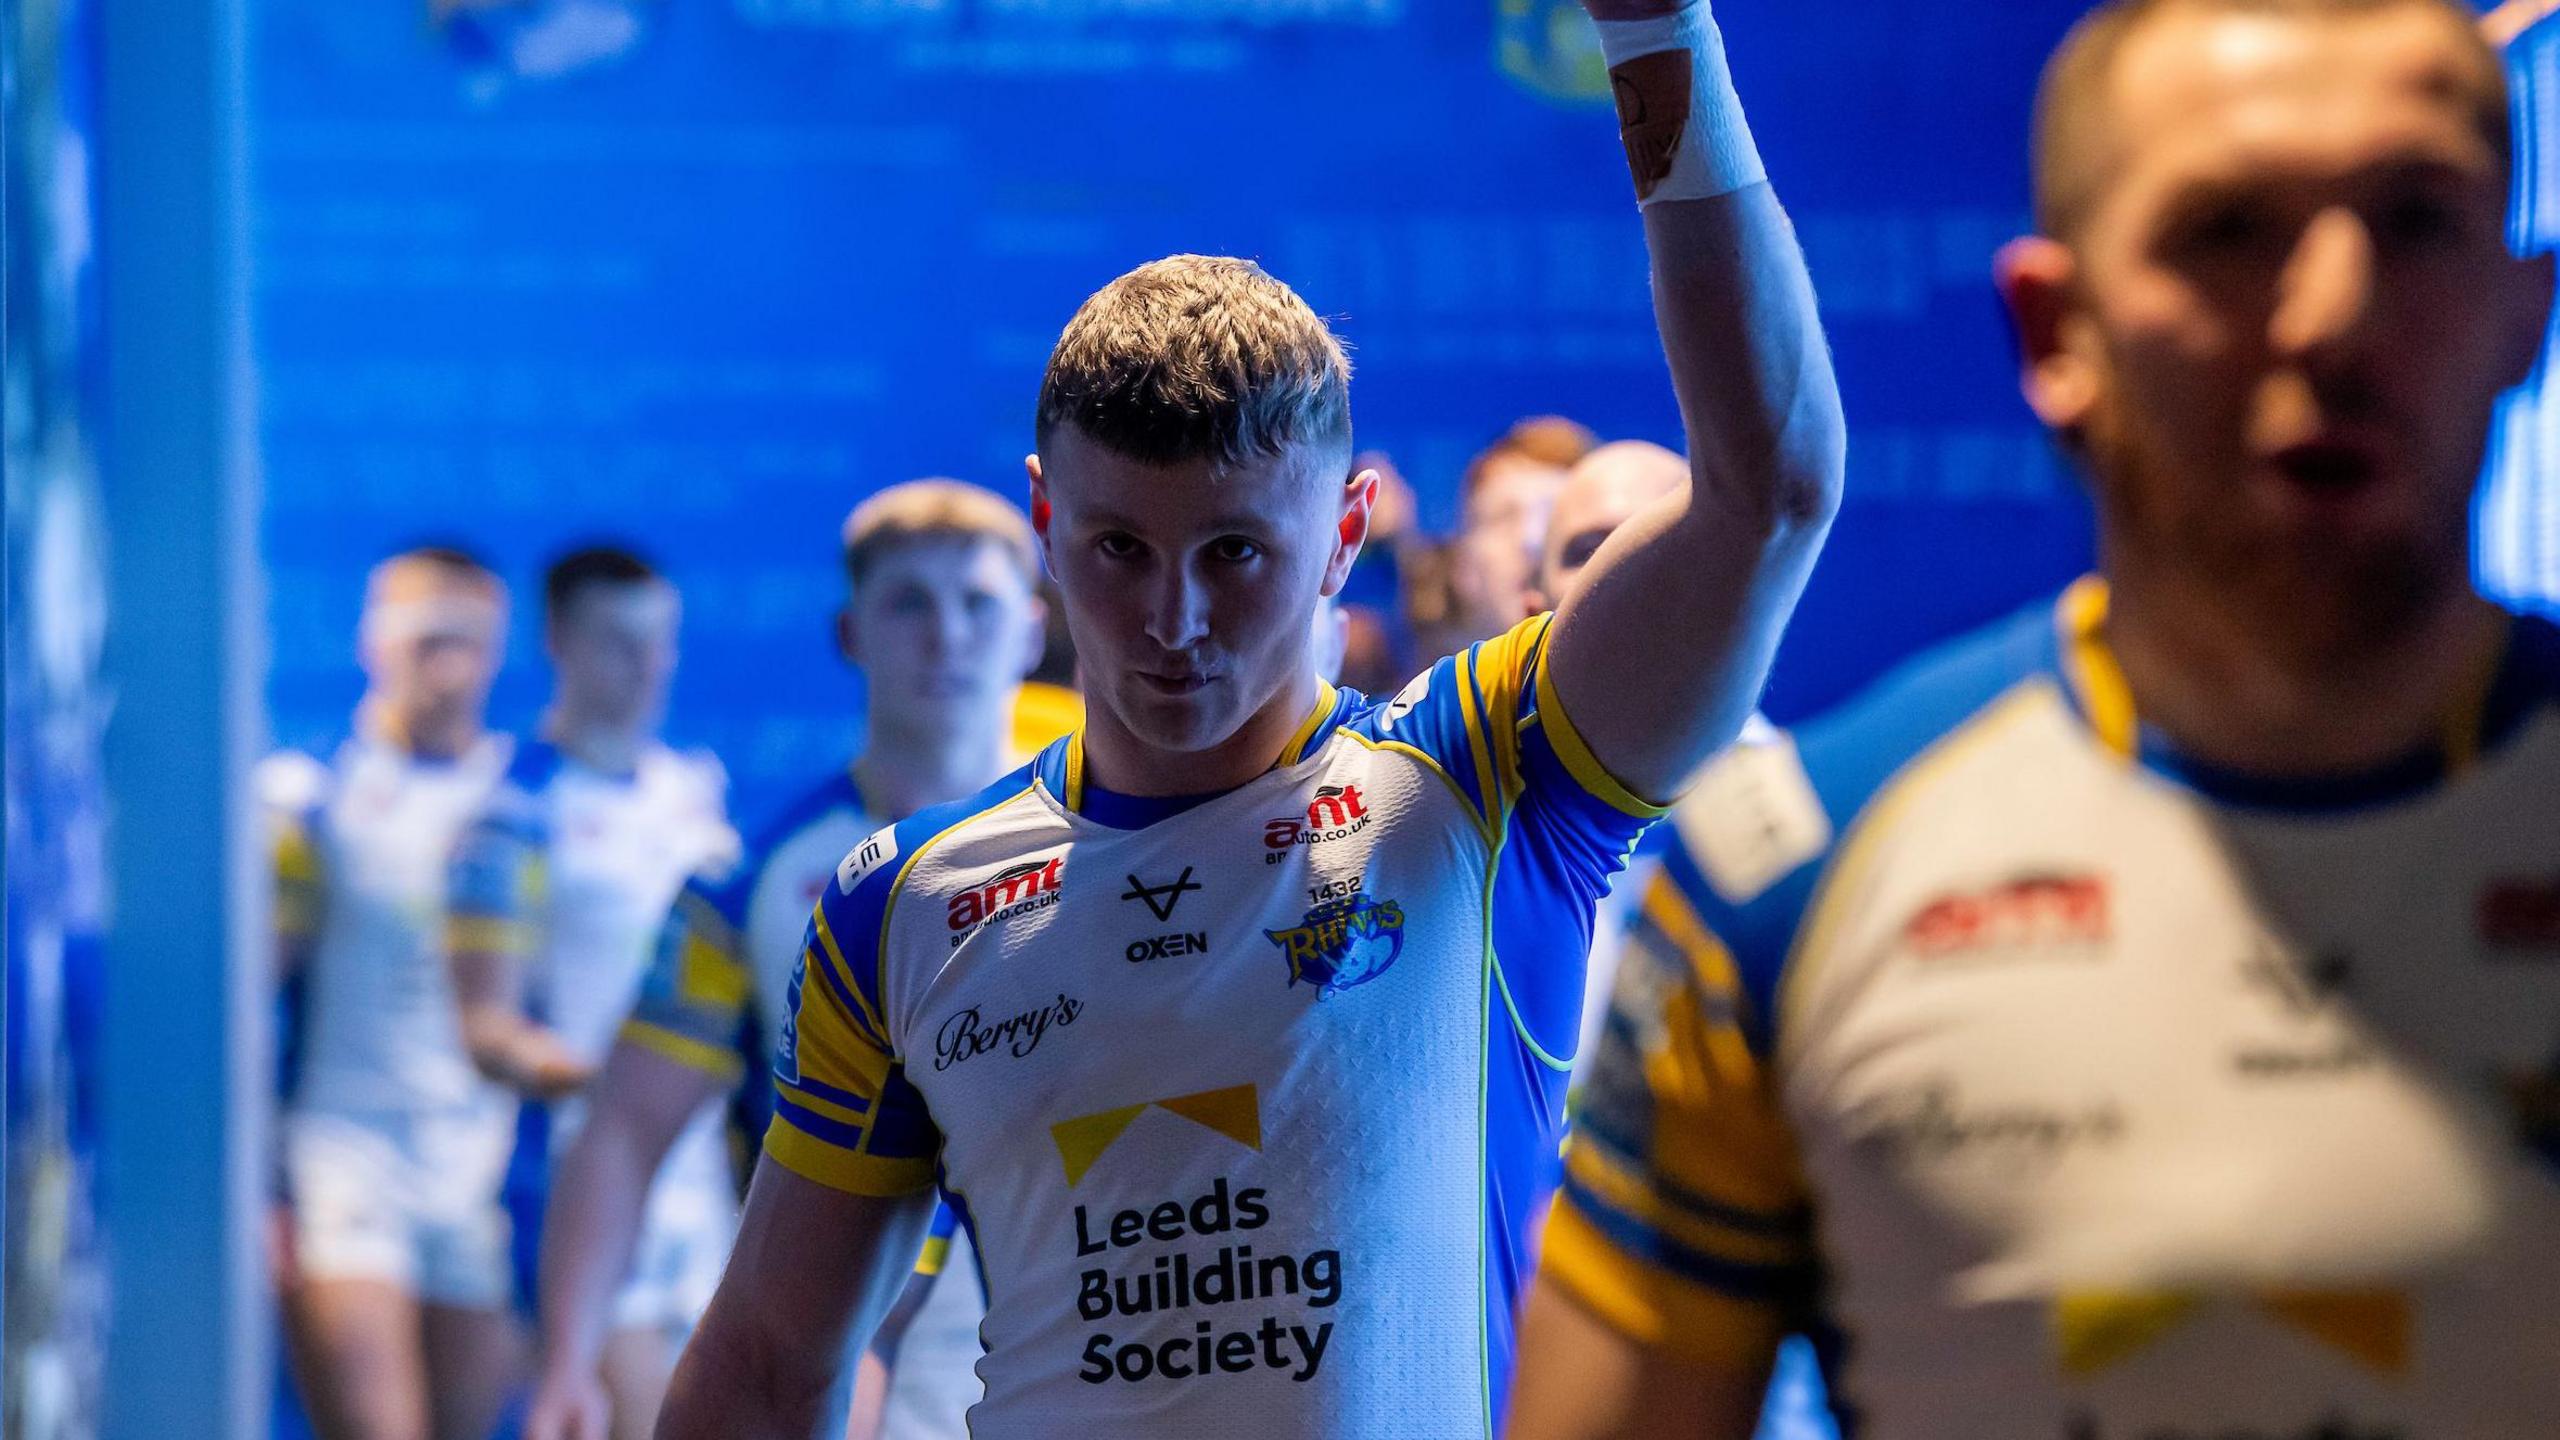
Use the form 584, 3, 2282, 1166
1591, 5, 1766, 207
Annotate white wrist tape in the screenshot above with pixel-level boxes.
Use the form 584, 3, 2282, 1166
1592, 5, 1765, 207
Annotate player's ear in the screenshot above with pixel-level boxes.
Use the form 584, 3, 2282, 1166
835, 605, 861, 668
1026, 454, 1058, 580
1324, 466, 1377, 597
1996, 236, 2102, 434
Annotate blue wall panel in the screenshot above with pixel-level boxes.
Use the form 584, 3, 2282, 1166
251, 0, 2096, 828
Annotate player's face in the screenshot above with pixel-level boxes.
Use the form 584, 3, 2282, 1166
1035, 425, 1368, 763
844, 536, 1039, 736
2004, 5, 2550, 645
1463, 456, 1565, 625
360, 563, 504, 743
1538, 448, 1683, 610
548, 580, 679, 732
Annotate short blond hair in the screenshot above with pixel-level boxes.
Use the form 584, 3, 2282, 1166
1036, 254, 1353, 469
841, 479, 1039, 590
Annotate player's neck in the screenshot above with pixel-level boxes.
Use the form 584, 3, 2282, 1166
359, 696, 479, 763
856, 702, 1013, 821
2100, 561, 2509, 779
1080, 673, 1321, 800
542, 707, 651, 776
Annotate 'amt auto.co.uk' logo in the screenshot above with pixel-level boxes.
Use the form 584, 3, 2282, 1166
1901, 872, 2110, 961
947, 855, 1068, 944
1263, 785, 1370, 864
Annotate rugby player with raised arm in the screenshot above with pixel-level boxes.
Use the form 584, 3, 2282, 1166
655, 0, 1844, 1431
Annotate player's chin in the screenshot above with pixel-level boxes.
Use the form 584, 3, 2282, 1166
1115, 683, 1241, 755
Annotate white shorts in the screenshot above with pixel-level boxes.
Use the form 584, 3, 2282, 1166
284, 1108, 514, 1311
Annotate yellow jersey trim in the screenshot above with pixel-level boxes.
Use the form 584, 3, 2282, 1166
619, 1020, 744, 1081
763, 1116, 937, 1199
1533, 647, 1671, 819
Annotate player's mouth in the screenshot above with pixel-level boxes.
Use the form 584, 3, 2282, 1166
2261, 435, 2385, 498
1134, 667, 1216, 697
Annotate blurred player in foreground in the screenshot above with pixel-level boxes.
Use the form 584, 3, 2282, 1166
263, 548, 522, 1440
655, 0, 1845, 1424
1512, 1, 2560, 1436
521, 483, 1058, 1440
443, 547, 737, 1440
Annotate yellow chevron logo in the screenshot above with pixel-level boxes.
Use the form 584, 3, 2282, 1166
2054, 1289, 2411, 1378
1050, 1084, 1262, 1188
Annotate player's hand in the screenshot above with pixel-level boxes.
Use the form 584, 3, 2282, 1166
1581, 0, 1694, 21
523, 1366, 611, 1440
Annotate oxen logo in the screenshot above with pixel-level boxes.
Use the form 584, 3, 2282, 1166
1265, 892, 1407, 999
947, 855, 1068, 940
1263, 785, 1371, 861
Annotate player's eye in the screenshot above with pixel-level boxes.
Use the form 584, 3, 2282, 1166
2175, 200, 2279, 256
1096, 532, 1142, 562
1208, 536, 1263, 564
2372, 194, 2464, 250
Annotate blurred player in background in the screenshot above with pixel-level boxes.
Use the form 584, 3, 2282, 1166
522, 482, 1059, 1440
442, 547, 737, 1440
262, 547, 523, 1440
1407, 415, 1597, 665
1512, 1, 2560, 1436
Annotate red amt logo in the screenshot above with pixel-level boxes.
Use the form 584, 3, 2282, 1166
1903, 873, 2110, 957
948, 856, 1067, 931
1263, 784, 1370, 852
2479, 875, 2560, 954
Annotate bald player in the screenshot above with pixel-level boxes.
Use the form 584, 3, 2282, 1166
263, 547, 526, 1440
1513, 2, 2559, 1437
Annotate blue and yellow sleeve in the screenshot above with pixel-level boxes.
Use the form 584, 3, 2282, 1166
763, 823, 944, 1199
619, 874, 756, 1083
1543, 861, 1815, 1368
446, 803, 544, 960
915, 1201, 961, 1278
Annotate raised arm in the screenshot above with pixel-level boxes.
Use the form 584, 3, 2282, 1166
655, 1166, 934, 1440
1545, 0, 1845, 804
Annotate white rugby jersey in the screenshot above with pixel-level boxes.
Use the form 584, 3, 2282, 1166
772, 616, 1659, 1438
448, 739, 736, 1067
1548, 580, 2560, 1440
446, 739, 738, 1202
264, 731, 515, 1117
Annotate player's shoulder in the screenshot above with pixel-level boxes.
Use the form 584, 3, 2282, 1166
818, 757, 1050, 937
255, 743, 337, 817
469, 736, 561, 834
1669, 597, 2067, 923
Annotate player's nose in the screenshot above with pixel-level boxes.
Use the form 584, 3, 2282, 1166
1141, 562, 1211, 652
2271, 206, 2381, 370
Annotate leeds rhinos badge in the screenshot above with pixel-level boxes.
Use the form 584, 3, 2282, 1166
1265, 893, 1407, 999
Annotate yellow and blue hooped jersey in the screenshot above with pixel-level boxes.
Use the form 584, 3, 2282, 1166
773, 614, 1660, 1438
1549, 580, 2560, 1440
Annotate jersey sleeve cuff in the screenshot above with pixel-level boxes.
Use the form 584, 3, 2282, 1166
1541, 1196, 1789, 1370
1534, 650, 1674, 819
763, 1116, 939, 1199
